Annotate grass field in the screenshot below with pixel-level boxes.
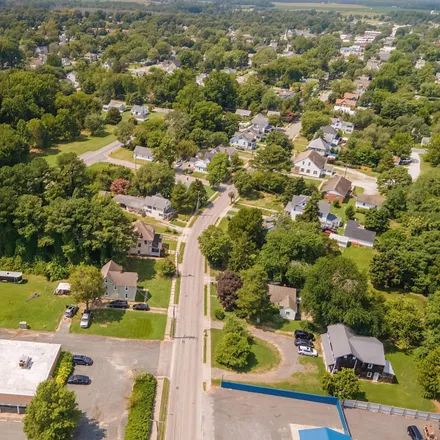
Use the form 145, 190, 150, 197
0, 275, 71, 331
205, 185, 216, 200
294, 136, 309, 153
238, 192, 283, 212
125, 258, 172, 308
271, 2, 407, 14
420, 154, 433, 175
70, 309, 166, 340
342, 245, 374, 273
211, 328, 280, 373
358, 349, 435, 412
217, 216, 229, 232
210, 283, 223, 321
109, 147, 134, 163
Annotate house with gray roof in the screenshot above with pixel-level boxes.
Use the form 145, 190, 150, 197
344, 220, 376, 247
285, 195, 341, 230
293, 150, 333, 178
251, 113, 270, 135
355, 194, 384, 210
102, 260, 138, 301
321, 323, 394, 382
114, 194, 174, 220
230, 130, 257, 150
320, 126, 338, 146
235, 109, 252, 118
195, 149, 217, 172
131, 105, 149, 122
133, 146, 154, 162
307, 137, 330, 156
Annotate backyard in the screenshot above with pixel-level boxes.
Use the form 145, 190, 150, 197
70, 308, 167, 340
125, 257, 172, 308
237, 192, 283, 212
109, 146, 134, 163
342, 245, 374, 273
211, 328, 280, 373
0, 275, 71, 331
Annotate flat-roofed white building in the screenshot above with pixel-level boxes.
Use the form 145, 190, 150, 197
0, 340, 61, 411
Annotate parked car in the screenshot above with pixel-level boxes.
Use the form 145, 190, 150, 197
294, 338, 314, 348
294, 330, 315, 341
67, 375, 91, 385
298, 346, 318, 357
107, 300, 129, 309
73, 355, 93, 366
423, 425, 438, 440
133, 303, 150, 311
407, 425, 423, 440
80, 311, 91, 328
64, 305, 78, 318
399, 158, 413, 165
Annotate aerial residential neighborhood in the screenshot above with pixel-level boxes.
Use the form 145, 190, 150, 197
2, 1, 440, 440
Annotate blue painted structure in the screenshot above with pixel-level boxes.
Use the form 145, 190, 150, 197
221, 381, 351, 438
299, 427, 351, 440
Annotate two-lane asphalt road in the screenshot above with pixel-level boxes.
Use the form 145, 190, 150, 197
166, 187, 231, 440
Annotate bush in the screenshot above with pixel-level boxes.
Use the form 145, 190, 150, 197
53, 351, 74, 386
156, 258, 176, 278
106, 107, 122, 125
333, 200, 341, 209
125, 374, 157, 440
214, 308, 225, 320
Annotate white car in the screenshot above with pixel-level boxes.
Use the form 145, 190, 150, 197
298, 345, 318, 357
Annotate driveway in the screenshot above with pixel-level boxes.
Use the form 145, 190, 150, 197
210, 323, 304, 383
333, 166, 378, 195
79, 141, 122, 167
408, 148, 426, 181
285, 119, 302, 140
0, 329, 166, 440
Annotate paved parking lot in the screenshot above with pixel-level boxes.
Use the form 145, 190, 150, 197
0, 329, 168, 440
346, 408, 437, 440
0, 420, 25, 440
213, 387, 343, 440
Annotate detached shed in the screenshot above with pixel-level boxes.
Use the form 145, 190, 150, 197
54, 283, 71, 295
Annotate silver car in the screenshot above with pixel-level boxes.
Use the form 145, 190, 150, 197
298, 345, 318, 357
80, 311, 91, 328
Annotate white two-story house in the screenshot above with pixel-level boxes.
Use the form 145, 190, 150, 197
230, 131, 257, 150
293, 150, 333, 178
101, 260, 138, 301
130, 220, 162, 257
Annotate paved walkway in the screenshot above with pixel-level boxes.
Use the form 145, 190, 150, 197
211, 322, 304, 383
409, 148, 425, 181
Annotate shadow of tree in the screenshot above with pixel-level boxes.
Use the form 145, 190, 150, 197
91, 309, 126, 326
75, 414, 107, 440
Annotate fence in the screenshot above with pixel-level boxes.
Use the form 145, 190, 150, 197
343, 400, 440, 421
221, 381, 351, 437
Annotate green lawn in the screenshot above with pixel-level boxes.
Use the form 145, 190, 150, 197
217, 216, 229, 232
294, 136, 309, 153
109, 147, 135, 163
0, 275, 71, 331
255, 356, 327, 395
238, 192, 283, 212
358, 350, 436, 412
420, 154, 433, 175
210, 283, 224, 321
342, 245, 375, 273
125, 258, 172, 308
70, 309, 166, 340
38, 112, 131, 166
205, 185, 216, 199
211, 328, 280, 373
163, 239, 177, 252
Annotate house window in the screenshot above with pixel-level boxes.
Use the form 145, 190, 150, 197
300, 168, 305, 172
114, 285, 117, 290
306, 169, 310, 174
105, 290, 108, 296
125, 286, 128, 291
367, 363, 373, 369
343, 355, 347, 359
313, 171, 317, 175
367, 372, 373, 378
138, 243, 141, 247
144, 240, 148, 245
125, 292, 128, 299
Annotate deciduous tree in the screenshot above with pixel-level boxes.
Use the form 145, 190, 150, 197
69, 265, 105, 308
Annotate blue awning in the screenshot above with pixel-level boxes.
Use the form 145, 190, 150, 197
299, 427, 351, 440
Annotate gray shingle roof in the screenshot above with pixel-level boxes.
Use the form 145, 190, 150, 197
324, 324, 386, 366
134, 146, 153, 157
114, 194, 147, 211
344, 220, 376, 244
356, 193, 384, 207
294, 150, 326, 169
307, 137, 330, 152
145, 194, 171, 211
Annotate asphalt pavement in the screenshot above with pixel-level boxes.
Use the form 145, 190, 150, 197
166, 187, 232, 440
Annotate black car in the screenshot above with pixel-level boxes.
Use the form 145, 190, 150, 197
294, 338, 314, 348
67, 375, 91, 385
133, 303, 150, 311
294, 330, 315, 341
107, 300, 129, 309
73, 355, 93, 366
407, 425, 423, 440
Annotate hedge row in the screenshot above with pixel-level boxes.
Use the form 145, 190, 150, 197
53, 351, 74, 386
125, 374, 157, 440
